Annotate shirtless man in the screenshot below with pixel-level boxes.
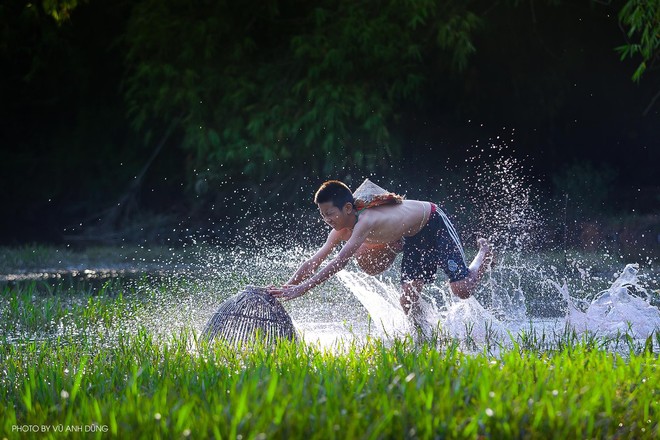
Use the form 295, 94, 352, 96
268, 180, 492, 316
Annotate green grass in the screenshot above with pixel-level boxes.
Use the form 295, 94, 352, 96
1, 331, 659, 439
1, 281, 659, 439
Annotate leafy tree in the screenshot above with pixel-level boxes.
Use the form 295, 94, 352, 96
2, 0, 656, 243
122, 0, 483, 187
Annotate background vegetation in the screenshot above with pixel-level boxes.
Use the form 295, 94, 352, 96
0, 0, 658, 246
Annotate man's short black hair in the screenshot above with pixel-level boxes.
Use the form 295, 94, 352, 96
314, 180, 354, 210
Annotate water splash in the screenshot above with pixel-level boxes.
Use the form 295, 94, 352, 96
332, 260, 659, 352
3, 140, 658, 353
316, 139, 660, 351
2, 242, 657, 352
336, 270, 408, 338
134, 231, 660, 351
565, 264, 659, 339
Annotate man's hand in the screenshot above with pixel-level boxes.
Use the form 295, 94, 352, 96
267, 284, 307, 301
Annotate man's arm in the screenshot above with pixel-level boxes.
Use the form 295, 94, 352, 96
285, 230, 342, 285
271, 223, 370, 300
298, 237, 363, 289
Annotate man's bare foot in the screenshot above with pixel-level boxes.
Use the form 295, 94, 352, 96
449, 239, 493, 299
477, 238, 495, 269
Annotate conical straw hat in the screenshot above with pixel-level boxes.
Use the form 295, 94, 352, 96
353, 178, 388, 202
352, 178, 404, 209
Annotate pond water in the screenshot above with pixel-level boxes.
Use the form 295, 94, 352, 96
2, 145, 658, 352
2, 244, 658, 353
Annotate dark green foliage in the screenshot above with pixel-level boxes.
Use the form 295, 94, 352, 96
1, 0, 658, 243
122, 0, 485, 180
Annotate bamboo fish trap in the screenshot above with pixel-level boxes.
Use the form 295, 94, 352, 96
202, 285, 298, 346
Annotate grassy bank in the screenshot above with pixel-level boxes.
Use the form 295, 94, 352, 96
1, 281, 659, 439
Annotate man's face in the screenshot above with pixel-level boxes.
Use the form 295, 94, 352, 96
317, 201, 351, 230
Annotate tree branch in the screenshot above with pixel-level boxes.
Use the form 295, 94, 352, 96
642, 89, 660, 117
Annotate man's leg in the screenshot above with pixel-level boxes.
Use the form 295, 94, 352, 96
401, 279, 435, 341
449, 238, 493, 299
400, 279, 425, 314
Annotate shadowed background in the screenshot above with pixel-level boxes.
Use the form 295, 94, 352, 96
0, 0, 657, 252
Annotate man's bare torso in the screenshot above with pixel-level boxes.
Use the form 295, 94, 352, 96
337, 199, 430, 245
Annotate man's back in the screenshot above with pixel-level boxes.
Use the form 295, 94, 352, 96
349, 199, 430, 245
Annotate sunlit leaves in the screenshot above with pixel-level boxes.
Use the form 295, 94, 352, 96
615, 0, 659, 82
41, 0, 85, 24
